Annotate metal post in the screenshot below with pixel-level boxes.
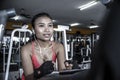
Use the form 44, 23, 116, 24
5, 28, 32, 80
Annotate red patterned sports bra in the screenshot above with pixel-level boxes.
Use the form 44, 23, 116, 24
31, 41, 57, 68
22, 41, 57, 80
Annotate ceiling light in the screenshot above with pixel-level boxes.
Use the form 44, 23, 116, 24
11, 15, 20, 20
70, 23, 80, 26
89, 25, 99, 29
78, 1, 98, 10
10, 15, 27, 20
52, 20, 57, 23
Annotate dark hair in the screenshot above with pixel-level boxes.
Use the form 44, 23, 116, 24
31, 12, 52, 28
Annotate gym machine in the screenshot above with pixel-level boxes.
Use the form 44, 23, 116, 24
53, 25, 69, 60
71, 35, 92, 70
67, 32, 100, 70
5, 27, 32, 80
0, 8, 16, 50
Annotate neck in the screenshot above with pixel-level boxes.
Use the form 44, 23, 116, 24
36, 40, 51, 48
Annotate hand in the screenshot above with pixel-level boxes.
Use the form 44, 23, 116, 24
64, 60, 73, 70
64, 60, 80, 70
34, 61, 54, 79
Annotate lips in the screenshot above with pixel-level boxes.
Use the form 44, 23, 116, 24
43, 34, 51, 38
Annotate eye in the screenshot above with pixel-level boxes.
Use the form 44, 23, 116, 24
48, 24, 53, 27
38, 24, 44, 27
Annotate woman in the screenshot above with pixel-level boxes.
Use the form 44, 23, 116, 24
21, 12, 66, 80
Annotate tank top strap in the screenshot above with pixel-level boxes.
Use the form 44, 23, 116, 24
32, 41, 35, 54
51, 41, 57, 62
31, 41, 41, 68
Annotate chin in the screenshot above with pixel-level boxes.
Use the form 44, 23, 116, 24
44, 38, 50, 41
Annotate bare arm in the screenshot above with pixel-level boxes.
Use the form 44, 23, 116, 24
21, 45, 34, 80
57, 43, 66, 71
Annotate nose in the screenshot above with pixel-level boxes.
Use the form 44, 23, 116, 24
44, 26, 49, 32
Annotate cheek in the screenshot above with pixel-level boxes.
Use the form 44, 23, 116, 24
51, 30, 54, 34
35, 29, 43, 37
50, 28, 54, 33
35, 28, 43, 34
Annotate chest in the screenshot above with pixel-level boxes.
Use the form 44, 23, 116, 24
31, 46, 57, 66
36, 47, 53, 61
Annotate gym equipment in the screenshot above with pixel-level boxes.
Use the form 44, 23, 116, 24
5, 28, 32, 80
0, 8, 16, 49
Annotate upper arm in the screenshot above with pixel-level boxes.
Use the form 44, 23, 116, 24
56, 43, 66, 70
21, 45, 34, 79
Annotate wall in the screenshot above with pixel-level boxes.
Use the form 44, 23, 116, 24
5, 21, 97, 35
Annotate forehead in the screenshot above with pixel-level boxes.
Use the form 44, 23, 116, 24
35, 16, 52, 24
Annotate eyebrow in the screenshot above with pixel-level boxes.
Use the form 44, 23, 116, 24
37, 22, 53, 25
37, 23, 44, 25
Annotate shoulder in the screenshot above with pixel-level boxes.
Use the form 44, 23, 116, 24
21, 42, 32, 49
52, 41, 64, 52
52, 41, 64, 48
21, 42, 32, 55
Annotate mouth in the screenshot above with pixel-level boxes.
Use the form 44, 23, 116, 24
43, 34, 51, 38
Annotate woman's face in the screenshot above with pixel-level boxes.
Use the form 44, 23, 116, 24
34, 16, 54, 41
